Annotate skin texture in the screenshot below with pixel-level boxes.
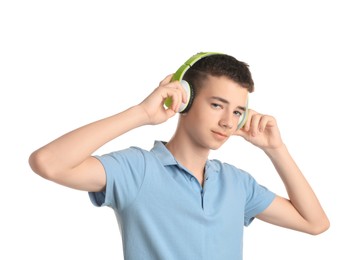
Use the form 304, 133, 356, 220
29, 74, 330, 236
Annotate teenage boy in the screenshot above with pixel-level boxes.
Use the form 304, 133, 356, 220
29, 52, 329, 259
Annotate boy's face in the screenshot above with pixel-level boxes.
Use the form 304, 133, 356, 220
181, 75, 248, 150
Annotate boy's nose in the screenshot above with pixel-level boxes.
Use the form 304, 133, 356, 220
219, 113, 234, 129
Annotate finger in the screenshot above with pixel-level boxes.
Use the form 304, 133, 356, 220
236, 128, 249, 139
159, 74, 174, 86
249, 113, 262, 136
177, 81, 188, 104
163, 81, 188, 110
243, 109, 258, 132
259, 115, 276, 132
165, 80, 189, 104
258, 115, 270, 132
163, 86, 183, 112
171, 88, 183, 112
243, 109, 255, 131
165, 106, 177, 118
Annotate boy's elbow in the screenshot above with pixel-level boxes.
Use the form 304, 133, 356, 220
29, 150, 56, 181
308, 217, 330, 235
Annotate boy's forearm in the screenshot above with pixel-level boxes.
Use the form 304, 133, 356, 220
264, 145, 329, 228
29, 105, 148, 176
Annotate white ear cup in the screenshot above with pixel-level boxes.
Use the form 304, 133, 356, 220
178, 80, 191, 113
163, 80, 192, 113
236, 97, 248, 130
237, 111, 247, 130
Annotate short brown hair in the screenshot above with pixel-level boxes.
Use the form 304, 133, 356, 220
183, 54, 254, 95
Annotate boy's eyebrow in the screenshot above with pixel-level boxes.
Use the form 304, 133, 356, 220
210, 96, 246, 111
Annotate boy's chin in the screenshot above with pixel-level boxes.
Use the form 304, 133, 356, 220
209, 142, 227, 151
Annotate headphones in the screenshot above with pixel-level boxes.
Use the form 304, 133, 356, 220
164, 52, 249, 130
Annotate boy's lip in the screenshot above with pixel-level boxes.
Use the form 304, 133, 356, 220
211, 130, 229, 138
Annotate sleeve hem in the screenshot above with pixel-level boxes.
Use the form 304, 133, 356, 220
244, 192, 276, 226
88, 155, 113, 208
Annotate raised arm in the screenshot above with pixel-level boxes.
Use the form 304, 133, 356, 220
236, 109, 330, 235
29, 75, 187, 192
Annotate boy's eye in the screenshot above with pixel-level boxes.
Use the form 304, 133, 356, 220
234, 111, 243, 117
211, 103, 222, 109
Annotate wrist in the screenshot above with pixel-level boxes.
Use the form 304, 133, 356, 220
263, 143, 287, 159
129, 105, 152, 126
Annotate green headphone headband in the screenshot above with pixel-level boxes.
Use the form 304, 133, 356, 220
171, 52, 223, 82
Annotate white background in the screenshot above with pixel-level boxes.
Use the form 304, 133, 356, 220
1, 0, 360, 259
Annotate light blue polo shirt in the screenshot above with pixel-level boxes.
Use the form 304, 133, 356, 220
89, 141, 275, 260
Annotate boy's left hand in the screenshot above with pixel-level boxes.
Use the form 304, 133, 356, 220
234, 109, 284, 151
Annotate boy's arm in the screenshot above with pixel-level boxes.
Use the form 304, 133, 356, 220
29, 75, 186, 192
236, 109, 330, 235
258, 145, 330, 235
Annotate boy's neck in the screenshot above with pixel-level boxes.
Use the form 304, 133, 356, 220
165, 134, 209, 186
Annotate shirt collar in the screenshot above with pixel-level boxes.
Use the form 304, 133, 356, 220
151, 141, 178, 166
150, 140, 220, 174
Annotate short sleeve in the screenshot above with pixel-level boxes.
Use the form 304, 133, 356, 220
243, 173, 276, 226
88, 147, 146, 211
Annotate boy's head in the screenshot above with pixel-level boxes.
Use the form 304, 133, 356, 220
175, 54, 250, 150
174, 53, 253, 130
172, 53, 254, 149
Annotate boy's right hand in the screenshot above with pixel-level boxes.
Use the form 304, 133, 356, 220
138, 74, 188, 125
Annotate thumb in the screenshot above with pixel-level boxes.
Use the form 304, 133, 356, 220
165, 107, 177, 118
235, 128, 250, 139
